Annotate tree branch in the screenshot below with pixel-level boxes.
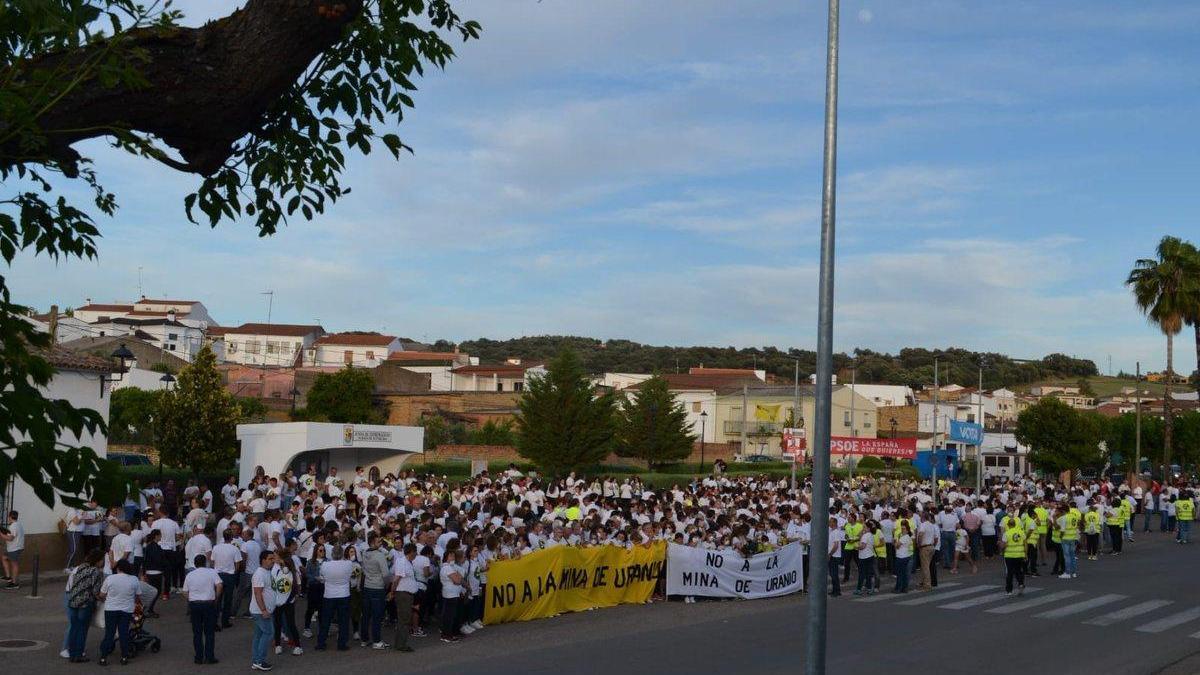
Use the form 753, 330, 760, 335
6, 0, 363, 176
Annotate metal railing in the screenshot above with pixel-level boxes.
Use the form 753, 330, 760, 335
723, 420, 784, 436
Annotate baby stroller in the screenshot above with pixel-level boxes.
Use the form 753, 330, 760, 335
130, 584, 162, 655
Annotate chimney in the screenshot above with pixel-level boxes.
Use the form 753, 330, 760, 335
167, 309, 176, 322
48, 305, 59, 342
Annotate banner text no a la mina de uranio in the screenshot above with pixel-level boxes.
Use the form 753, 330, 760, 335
484, 542, 667, 625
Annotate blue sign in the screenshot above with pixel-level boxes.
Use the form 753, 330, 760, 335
949, 420, 983, 444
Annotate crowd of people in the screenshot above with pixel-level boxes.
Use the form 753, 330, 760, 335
50, 462, 1198, 669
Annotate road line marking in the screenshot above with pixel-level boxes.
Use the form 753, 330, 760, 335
1034, 594, 1127, 619
986, 590, 1083, 615
853, 582, 961, 603
896, 585, 997, 606
939, 587, 1041, 610
1135, 607, 1200, 633
1085, 600, 1174, 626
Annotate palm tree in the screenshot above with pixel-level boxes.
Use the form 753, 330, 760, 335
1183, 240, 1200, 396
1126, 236, 1200, 480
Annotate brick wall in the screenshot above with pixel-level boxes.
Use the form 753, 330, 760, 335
383, 392, 521, 427
877, 404, 918, 436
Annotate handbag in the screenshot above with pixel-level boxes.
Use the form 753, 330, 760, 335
91, 600, 106, 629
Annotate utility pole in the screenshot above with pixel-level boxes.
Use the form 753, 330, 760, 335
932, 356, 940, 504
792, 357, 801, 492
849, 365, 857, 481
977, 363, 984, 494
804, 0, 839, 671
741, 384, 749, 457
1135, 361, 1142, 481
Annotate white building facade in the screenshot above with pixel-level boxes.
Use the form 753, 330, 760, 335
305, 333, 403, 368
222, 323, 325, 367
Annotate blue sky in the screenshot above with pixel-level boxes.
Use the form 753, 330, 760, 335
14, 1, 1200, 376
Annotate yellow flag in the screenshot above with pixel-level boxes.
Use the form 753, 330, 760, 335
755, 404, 782, 421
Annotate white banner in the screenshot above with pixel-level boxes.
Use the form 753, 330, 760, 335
666, 541, 804, 599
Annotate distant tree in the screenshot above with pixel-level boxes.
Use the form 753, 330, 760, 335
615, 375, 696, 470
149, 362, 177, 375
155, 346, 240, 475
467, 419, 518, 446
418, 413, 468, 451
1014, 397, 1103, 478
109, 387, 164, 445
301, 367, 386, 424
515, 348, 616, 476
235, 397, 269, 423
1077, 378, 1097, 398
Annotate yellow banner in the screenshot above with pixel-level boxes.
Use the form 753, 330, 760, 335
755, 403, 782, 421
484, 542, 667, 625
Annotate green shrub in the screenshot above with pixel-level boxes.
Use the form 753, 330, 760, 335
856, 456, 885, 470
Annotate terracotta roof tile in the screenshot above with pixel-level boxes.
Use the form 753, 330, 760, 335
388, 351, 460, 363
224, 323, 325, 337
41, 346, 120, 373
77, 303, 134, 313
313, 332, 397, 347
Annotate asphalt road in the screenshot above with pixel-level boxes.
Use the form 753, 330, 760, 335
3, 530, 1200, 675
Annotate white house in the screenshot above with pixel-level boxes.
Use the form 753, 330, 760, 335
221, 323, 325, 366
74, 297, 216, 327
236, 422, 423, 486
305, 332, 403, 368
89, 315, 207, 361
596, 373, 654, 390
4, 348, 116, 566
450, 360, 546, 392
980, 431, 1032, 478
385, 351, 477, 390
845, 384, 915, 408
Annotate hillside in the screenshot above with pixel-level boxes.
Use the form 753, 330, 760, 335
1027, 375, 1192, 398
434, 336, 1102, 390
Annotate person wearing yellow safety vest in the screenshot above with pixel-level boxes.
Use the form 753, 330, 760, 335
842, 514, 863, 585
1034, 503, 1050, 555
1049, 505, 1065, 576
1118, 495, 1133, 544
1021, 505, 1041, 577
1083, 501, 1102, 561
1058, 503, 1081, 578
1105, 497, 1124, 555
871, 525, 887, 592
1002, 520, 1027, 596
1175, 490, 1195, 544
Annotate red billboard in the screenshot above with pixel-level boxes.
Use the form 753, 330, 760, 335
782, 428, 806, 461
829, 436, 917, 459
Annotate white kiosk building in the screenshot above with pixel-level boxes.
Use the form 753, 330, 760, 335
236, 422, 423, 486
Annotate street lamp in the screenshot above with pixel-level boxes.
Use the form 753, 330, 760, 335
699, 411, 708, 475
159, 372, 176, 390
290, 386, 301, 414
102, 343, 135, 396
890, 417, 898, 439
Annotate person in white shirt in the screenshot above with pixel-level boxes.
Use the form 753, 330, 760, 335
65, 507, 84, 571
182, 554, 223, 664
150, 508, 182, 592
222, 477, 240, 509
438, 547, 467, 641
827, 517, 845, 597
105, 522, 133, 576
185, 526, 213, 571
387, 542, 419, 652
893, 520, 914, 593
212, 530, 243, 628
1, 510, 24, 588
237, 529, 263, 619
97, 560, 141, 665
316, 547, 354, 651
250, 550, 277, 670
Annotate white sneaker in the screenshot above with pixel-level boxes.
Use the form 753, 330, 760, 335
471, 620, 484, 630
302, 629, 312, 638
1058, 573, 1071, 579
371, 642, 389, 650
1071, 573, 1078, 578
274, 646, 283, 655
460, 624, 475, 635
60, 649, 70, 659
292, 646, 304, 656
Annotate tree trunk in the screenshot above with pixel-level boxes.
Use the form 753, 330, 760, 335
4, 0, 363, 176
1164, 332, 1174, 482
1194, 323, 1200, 396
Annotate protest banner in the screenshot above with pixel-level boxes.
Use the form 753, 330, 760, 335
665, 541, 804, 599
829, 436, 917, 459
484, 541, 667, 625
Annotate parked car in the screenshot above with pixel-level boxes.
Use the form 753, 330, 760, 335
108, 452, 152, 467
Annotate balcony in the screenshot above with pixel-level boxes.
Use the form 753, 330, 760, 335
723, 420, 785, 436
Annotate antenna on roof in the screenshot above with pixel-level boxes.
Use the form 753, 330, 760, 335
261, 290, 274, 326
137, 266, 143, 298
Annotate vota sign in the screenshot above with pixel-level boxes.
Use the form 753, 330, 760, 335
829, 437, 918, 459
949, 420, 983, 445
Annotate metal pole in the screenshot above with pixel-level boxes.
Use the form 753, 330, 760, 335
792, 359, 800, 492
805, 0, 839, 671
741, 384, 749, 457
700, 416, 707, 475
1135, 362, 1141, 480
933, 357, 939, 504
30, 552, 40, 598
977, 365, 984, 494
849, 366, 856, 481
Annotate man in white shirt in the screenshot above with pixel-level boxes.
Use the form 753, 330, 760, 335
236, 529, 263, 618
182, 554, 223, 664
222, 477, 240, 509
917, 513, 940, 591
211, 530, 243, 628
249, 550, 277, 671
934, 505, 959, 570
105, 522, 133, 576
0, 510, 24, 589
184, 525, 213, 572
317, 547, 354, 651
150, 508, 182, 592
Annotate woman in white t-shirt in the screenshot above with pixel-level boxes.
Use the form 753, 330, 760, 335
64, 507, 84, 571
854, 522, 877, 596
438, 548, 466, 642
97, 560, 141, 665
893, 520, 914, 593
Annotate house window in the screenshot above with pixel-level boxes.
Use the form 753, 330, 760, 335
246, 341, 260, 354
692, 401, 702, 413
366, 350, 375, 361
99, 331, 106, 337
167, 344, 176, 351
228, 342, 238, 354
168, 333, 178, 341
294, 342, 302, 352
843, 411, 851, 426
344, 350, 353, 364
514, 381, 524, 392
266, 341, 279, 355
496, 381, 504, 392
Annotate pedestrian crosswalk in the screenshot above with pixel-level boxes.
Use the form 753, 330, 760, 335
851, 584, 1200, 636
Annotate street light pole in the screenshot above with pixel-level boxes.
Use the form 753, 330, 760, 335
977, 363, 984, 494
1135, 362, 1141, 480
700, 411, 708, 475
805, 0, 840, 671
932, 356, 940, 505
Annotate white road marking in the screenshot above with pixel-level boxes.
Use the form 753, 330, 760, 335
896, 585, 997, 606
986, 590, 1083, 615
939, 587, 1041, 610
1034, 594, 1127, 619
1135, 607, 1200, 633
852, 582, 961, 603
1084, 600, 1174, 626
